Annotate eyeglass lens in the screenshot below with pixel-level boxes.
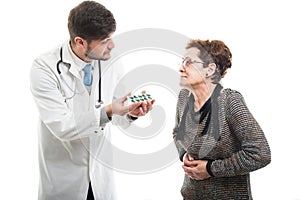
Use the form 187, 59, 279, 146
182, 57, 192, 67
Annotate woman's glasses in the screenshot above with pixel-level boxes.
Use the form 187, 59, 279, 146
182, 57, 205, 68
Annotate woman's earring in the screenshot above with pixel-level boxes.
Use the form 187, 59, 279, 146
206, 73, 208, 77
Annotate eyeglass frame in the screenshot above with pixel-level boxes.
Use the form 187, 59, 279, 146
181, 57, 207, 69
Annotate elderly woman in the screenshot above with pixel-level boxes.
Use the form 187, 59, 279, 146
173, 39, 271, 199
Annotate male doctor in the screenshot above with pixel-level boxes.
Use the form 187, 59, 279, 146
30, 1, 154, 200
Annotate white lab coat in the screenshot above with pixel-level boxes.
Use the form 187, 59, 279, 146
30, 41, 130, 200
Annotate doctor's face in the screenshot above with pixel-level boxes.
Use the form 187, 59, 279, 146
85, 33, 115, 61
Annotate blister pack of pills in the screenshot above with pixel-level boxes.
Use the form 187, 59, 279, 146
128, 93, 153, 103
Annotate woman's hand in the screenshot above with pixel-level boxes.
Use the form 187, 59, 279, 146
182, 154, 211, 181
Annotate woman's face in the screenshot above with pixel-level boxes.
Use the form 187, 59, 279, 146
179, 47, 207, 88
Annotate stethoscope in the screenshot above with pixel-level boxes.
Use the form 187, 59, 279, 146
56, 47, 104, 108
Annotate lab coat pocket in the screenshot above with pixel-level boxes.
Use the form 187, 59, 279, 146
64, 97, 74, 109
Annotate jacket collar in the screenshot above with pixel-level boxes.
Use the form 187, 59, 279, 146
61, 41, 93, 79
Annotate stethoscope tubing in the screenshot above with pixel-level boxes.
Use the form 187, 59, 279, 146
56, 47, 103, 107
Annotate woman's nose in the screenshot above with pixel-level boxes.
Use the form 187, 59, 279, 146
179, 64, 185, 73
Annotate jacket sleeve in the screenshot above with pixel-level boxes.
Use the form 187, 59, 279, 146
210, 90, 271, 177
30, 58, 101, 141
173, 89, 189, 161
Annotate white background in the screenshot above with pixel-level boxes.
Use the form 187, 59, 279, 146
1, 0, 300, 199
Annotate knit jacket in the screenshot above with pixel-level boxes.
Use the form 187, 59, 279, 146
173, 87, 271, 200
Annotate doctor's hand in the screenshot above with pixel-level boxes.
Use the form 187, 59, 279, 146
182, 154, 211, 181
128, 100, 155, 118
105, 93, 143, 117
128, 90, 155, 118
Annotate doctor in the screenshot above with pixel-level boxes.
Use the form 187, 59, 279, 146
30, 1, 154, 200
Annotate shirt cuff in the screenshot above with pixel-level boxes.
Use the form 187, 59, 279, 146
100, 107, 111, 126
179, 150, 187, 162
126, 114, 138, 123
206, 160, 215, 177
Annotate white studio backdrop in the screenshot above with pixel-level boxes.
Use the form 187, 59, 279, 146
0, 0, 299, 199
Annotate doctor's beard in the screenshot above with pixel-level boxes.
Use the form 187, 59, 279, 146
85, 47, 112, 61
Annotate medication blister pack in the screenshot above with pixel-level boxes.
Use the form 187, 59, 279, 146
128, 93, 153, 103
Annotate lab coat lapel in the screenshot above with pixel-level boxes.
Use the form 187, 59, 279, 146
62, 49, 88, 97
61, 42, 99, 105
61, 41, 84, 82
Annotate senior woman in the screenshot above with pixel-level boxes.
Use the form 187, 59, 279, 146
173, 39, 271, 200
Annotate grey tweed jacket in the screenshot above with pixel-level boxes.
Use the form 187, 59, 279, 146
173, 87, 271, 200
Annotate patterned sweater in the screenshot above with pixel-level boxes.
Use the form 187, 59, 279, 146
173, 87, 271, 200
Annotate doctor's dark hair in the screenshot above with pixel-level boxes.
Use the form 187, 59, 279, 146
68, 1, 116, 44
186, 39, 232, 83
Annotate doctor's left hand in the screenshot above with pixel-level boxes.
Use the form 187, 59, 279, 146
128, 90, 155, 118
128, 99, 155, 118
104, 93, 152, 118
105, 92, 155, 118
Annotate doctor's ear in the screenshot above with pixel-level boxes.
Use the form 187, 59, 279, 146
206, 63, 217, 77
74, 37, 87, 47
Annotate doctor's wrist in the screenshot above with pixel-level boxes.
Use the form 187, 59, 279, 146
126, 114, 138, 122
105, 104, 113, 118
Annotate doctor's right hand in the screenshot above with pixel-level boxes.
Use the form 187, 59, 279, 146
105, 94, 142, 118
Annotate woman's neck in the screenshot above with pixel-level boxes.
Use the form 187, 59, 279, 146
192, 82, 216, 112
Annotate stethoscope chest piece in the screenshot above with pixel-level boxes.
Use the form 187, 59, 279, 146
95, 100, 104, 108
